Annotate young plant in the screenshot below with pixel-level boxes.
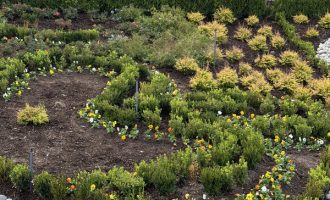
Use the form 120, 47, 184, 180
190, 69, 216, 91
238, 62, 253, 76
174, 57, 199, 75
248, 35, 268, 51
234, 26, 252, 41
9, 164, 31, 192
257, 25, 273, 38
292, 60, 314, 82
225, 46, 245, 62
255, 54, 277, 68
279, 50, 301, 66
271, 32, 286, 49
245, 15, 259, 26
216, 66, 238, 88
214, 6, 236, 24
17, 104, 49, 125
305, 27, 319, 38
319, 12, 330, 29
293, 14, 309, 24
187, 12, 205, 23
198, 21, 228, 44
34, 172, 55, 199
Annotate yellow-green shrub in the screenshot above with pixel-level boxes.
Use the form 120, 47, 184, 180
309, 78, 330, 100
266, 68, 285, 83
198, 21, 228, 44
241, 71, 272, 94
234, 26, 252, 41
292, 60, 314, 82
175, 57, 199, 75
319, 12, 330, 29
255, 54, 277, 68
293, 14, 309, 24
190, 69, 216, 90
17, 104, 49, 125
257, 25, 273, 38
245, 15, 259, 26
225, 46, 245, 62
272, 73, 299, 94
187, 12, 205, 23
216, 66, 238, 88
271, 32, 286, 49
214, 6, 236, 24
238, 62, 253, 75
205, 47, 223, 63
293, 85, 312, 100
305, 28, 319, 38
279, 50, 301, 66
248, 35, 268, 51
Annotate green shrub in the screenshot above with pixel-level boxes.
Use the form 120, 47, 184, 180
225, 46, 244, 62
116, 5, 144, 22
9, 164, 31, 192
17, 104, 49, 125
292, 60, 313, 82
319, 12, 330, 29
169, 115, 186, 137
107, 167, 145, 199
50, 176, 67, 200
22, 49, 51, 72
139, 95, 160, 112
142, 108, 162, 127
260, 95, 276, 114
214, 6, 236, 24
198, 21, 228, 44
241, 129, 265, 168
245, 15, 259, 26
257, 25, 273, 38
254, 54, 277, 68
149, 164, 176, 195
190, 69, 216, 91
174, 57, 199, 75
211, 134, 239, 166
279, 99, 298, 115
232, 158, 248, 186
247, 35, 268, 51
187, 12, 205, 23
238, 62, 253, 75
293, 14, 309, 24
201, 165, 235, 194
0, 156, 14, 182
34, 172, 54, 199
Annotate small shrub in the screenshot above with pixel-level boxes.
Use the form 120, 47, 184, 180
0, 156, 14, 182
216, 66, 238, 88
241, 71, 272, 94
255, 54, 277, 68
54, 18, 72, 29
205, 47, 223, 63
292, 60, 314, 82
190, 70, 216, 91
271, 32, 286, 49
305, 27, 319, 38
293, 14, 309, 24
17, 104, 49, 125
214, 6, 236, 24
238, 62, 253, 75
115, 5, 143, 22
225, 46, 244, 62
201, 165, 235, 194
266, 68, 285, 83
234, 26, 252, 41
232, 158, 248, 186
187, 12, 205, 23
279, 50, 301, 66
174, 57, 199, 75
248, 35, 268, 51
245, 15, 259, 26
257, 25, 273, 38
9, 164, 31, 192
279, 99, 298, 115
273, 74, 299, 94
198, 21, 228, 44
319, 12, 330, 29
260, 95, 276, 114
241, 130, 265, 168
309, 78, 330, 100
142, 108, 162, 127
50, 176, 67, 200
34, 172, 54, 199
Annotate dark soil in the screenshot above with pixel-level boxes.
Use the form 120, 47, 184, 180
0, 72, 181, 199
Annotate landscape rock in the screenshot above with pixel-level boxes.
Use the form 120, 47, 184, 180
317, 38, 330, 64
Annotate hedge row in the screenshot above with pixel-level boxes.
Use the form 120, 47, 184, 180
3, 0, 330, 18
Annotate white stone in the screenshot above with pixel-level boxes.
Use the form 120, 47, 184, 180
0, 195, 7, 200
317, 38, 330, 65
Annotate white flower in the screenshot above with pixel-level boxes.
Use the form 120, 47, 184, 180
117, 127, 120, 132
89, 118, 94, 123
261, 186, 268, 192
318, 140, 324, 145
289, 134, 293, 139
217, 111, 222, 116
92, 67, 97, 72
303, 138, 306, 143
299, 137, 302, 142
202, 194, 207, 200
125, 125, 128, 130
95, 110, 99, 114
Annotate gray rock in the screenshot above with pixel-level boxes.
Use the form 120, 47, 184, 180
0, 195, 7, 200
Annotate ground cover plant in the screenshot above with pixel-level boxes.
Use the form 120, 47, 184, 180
0, 1, 329, 200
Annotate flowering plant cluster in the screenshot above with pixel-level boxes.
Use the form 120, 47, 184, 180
236, 138, 295, 200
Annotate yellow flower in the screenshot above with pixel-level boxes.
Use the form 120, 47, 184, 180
208, 144, 213, 149
240, 111, 244, 115
148, 124, 153, 130
273, 154, 278, 159
265, 171, 271, 179
327, 132, 330, 138
271, 177, 274, 182
246, 192, 254, 200
197, 139, 205, 145
278, 174, 283, 179
102, 121, 107, 128
155, 126, 159, 131
227, 118, 232, 123
289, 165, 295, 172
49, 69, 54, 76
110, 194, 116, 200
281, 151, 285, 156
185, 193, 190, 199
274, 135, 280, 143
232, 114, 237, 117
112, 121, 117, 127
90, 184, 96, 191
281, 140, 285, 145
121, 135, 127, 141
250, 113, 255, 118
17, 90, 22, 96
244, 121, 248, 126
15, 81, 19, 86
